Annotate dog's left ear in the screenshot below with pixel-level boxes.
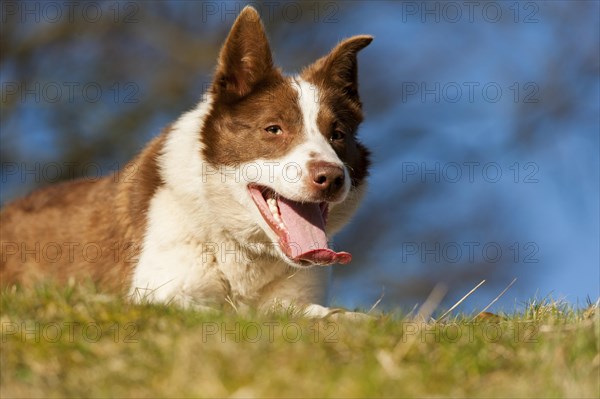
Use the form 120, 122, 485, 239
302, 35, 373, 100
212, 6, 274, 99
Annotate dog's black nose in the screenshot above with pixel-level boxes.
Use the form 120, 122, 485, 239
309, 161, 345, 199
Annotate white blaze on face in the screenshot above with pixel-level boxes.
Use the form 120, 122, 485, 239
292, 78, 339, 161
289, 77, 351, 201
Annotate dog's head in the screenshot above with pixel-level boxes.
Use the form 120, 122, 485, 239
199, 7, 371, 268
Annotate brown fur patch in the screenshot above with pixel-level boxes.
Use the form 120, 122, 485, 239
0, 129, 168, 291
202, 76, 309, 165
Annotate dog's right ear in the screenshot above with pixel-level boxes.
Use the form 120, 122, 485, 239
212, 6, 274, 99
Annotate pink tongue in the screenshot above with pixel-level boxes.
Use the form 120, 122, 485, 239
277, 197, 352, 265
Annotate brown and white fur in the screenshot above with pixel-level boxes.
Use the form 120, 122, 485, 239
0, 7, 372, 317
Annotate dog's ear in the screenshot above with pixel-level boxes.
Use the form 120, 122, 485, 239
302, 35, 373, 100
212, 6, 274, 99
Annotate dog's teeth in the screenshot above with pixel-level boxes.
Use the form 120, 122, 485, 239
266, 197, 283, 226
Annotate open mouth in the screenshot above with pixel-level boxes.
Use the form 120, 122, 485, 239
248, 184, 352, 266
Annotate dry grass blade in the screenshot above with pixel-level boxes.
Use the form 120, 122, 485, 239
435, 279, 486, 322
224, 295, 239, 313
471, 278, 517, 322
368, 287, 385, 314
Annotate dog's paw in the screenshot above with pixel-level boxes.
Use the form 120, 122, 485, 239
303, 304, 374, 321
262, 301, 374, 321
324, 308, 375, 322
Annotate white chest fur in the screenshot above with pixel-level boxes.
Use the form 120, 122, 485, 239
129, 185, 330, 310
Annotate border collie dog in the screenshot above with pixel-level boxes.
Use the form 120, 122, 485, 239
0, 6, 372, 317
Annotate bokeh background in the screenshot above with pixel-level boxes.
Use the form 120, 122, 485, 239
1, 1, 598, 312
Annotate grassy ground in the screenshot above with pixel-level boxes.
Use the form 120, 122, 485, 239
1, 283, 598, 398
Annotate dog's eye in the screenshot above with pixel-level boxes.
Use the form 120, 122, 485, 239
330, 130, 346, 142
265, 125, 283, 135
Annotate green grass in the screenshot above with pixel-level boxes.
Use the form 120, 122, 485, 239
1, 283, 598, 398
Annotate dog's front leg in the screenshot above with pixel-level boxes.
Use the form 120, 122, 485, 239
258, 267, 373, 320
